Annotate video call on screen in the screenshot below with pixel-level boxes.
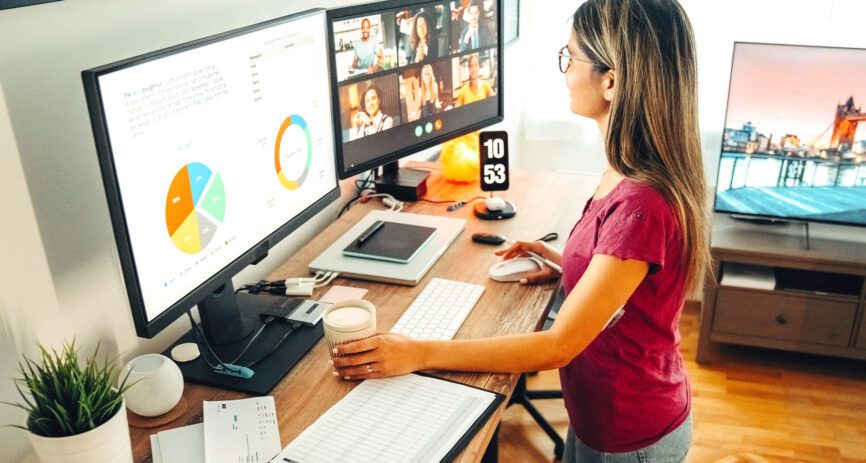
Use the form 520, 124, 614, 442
331, 0, 500, 173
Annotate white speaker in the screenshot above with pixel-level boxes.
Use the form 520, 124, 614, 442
119, 354, 184, 417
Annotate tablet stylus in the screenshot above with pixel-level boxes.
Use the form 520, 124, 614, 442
356, 221, 385, 246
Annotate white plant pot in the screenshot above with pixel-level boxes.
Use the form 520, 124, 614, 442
28, 399, 132, 463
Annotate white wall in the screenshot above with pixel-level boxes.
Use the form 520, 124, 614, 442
517, 0, 866, 184
0, 1, 349, 460
0, 1, 528, 460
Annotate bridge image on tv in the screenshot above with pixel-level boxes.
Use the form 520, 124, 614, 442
716, 42, 866, 226
715, 152, 866, 225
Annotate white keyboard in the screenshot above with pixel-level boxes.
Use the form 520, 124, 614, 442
391, 278, 485, 340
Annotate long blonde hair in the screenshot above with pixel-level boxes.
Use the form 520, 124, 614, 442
420, 64, 438, 103
573, 0, 710, 292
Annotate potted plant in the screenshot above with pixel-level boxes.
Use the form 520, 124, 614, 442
4, 341, 134, 463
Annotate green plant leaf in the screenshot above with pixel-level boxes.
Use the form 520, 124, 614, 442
0, 400, 33, 414
4, 339, 126, 437
2, 424, 31, 431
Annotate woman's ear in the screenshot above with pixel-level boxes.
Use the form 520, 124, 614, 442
603, 69, 616, 102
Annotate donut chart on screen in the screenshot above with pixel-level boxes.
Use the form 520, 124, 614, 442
274, 114, 312, 190
165, 162, 225, 254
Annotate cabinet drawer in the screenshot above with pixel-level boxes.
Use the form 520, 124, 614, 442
713, 289, 856, 347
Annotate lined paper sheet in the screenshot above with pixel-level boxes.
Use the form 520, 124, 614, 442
271, 374, 498, 463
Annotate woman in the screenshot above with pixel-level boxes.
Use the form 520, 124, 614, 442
454, 53, 494, 107
418, 64, 442, 118
409, 11, 438, 64
350, 85, 393, 140
333, 0, 708, 460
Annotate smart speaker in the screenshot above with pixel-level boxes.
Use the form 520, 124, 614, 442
119, 354, 184, 417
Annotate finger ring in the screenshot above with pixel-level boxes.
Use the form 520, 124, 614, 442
366, 364, 374, 373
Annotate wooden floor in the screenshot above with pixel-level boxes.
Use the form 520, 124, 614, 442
498, 302, 866, 463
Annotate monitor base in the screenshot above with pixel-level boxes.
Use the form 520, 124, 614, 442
163, 292, 323, 395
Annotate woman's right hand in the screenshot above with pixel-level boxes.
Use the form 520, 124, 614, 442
494, 241, 562, 284
353, 111, 370, 127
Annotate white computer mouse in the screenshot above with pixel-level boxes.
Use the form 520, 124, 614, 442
485, 196, 507, 211
488, 257, 543, 282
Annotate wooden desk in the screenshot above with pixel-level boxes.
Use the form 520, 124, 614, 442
130, 166, 595, 462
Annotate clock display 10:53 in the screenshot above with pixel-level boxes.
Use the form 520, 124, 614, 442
480, 131, 509, 191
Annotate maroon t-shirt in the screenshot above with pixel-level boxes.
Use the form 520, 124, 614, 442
559, 177, 690, 453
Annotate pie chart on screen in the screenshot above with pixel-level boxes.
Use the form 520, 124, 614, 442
165, 162, 226, 254
274, 114, 312, 190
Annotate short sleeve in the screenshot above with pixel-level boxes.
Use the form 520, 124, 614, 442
593, 191, 676, 274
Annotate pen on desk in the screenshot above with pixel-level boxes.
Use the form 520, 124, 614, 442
504, 240, 563, 274
356, 220, 385, 246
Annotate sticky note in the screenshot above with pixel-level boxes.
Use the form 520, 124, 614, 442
319, 285, 369, 304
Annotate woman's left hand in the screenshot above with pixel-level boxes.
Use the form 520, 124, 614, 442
330, 332, 423, 380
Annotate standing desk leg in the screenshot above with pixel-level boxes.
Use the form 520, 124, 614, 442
481, 424, 500, 463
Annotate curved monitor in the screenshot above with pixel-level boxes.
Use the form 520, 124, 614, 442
328, 0, 504, 178
715, 42, 866, 227
83, 9, 340, 338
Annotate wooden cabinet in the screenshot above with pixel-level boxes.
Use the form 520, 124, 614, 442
697, 218, 866, 363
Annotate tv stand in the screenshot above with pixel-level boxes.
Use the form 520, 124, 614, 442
697, 217, 866, 363
729, 215, 812, 249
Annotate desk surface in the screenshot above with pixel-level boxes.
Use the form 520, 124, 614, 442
130, 165, 598, 462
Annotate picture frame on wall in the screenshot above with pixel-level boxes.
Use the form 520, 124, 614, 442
504, 0, 519, 45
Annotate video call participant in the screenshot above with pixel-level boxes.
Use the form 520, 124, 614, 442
348, 18, 384, 75
458, 0, 491, 51
454, 54, 494, 107
409, 11, 438, 64
350, 85, 394, 140
419, 64, 443, 117
332, 0, 706, 461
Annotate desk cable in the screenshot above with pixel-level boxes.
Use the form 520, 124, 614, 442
185, 310, 270, 375
338, 170, 376, 217
419, 195, 486, 211
341, 189, 403, 214
235, 270, 340, 296
185, 310, 302, 376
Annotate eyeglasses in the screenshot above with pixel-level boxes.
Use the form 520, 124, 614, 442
557, 46, 596, 73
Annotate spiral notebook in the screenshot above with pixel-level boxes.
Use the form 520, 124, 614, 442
342, 220, 437, 264
271, 373, 504, 463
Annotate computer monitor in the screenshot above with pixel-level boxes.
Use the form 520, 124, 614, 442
327, 0, 504, 195
82, 9, 339, 393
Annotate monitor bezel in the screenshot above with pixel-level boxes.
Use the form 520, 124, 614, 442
327, 0, 505, 179
714, 40, 866, 228
82, 8, 341, 338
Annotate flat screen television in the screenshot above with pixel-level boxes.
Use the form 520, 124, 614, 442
715, 42, 866, 227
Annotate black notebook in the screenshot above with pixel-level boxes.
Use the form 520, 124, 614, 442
342, 220, 437, 263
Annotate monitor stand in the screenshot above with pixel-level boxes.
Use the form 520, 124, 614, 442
373, 161, 429, 201
163, 282, 323, 395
